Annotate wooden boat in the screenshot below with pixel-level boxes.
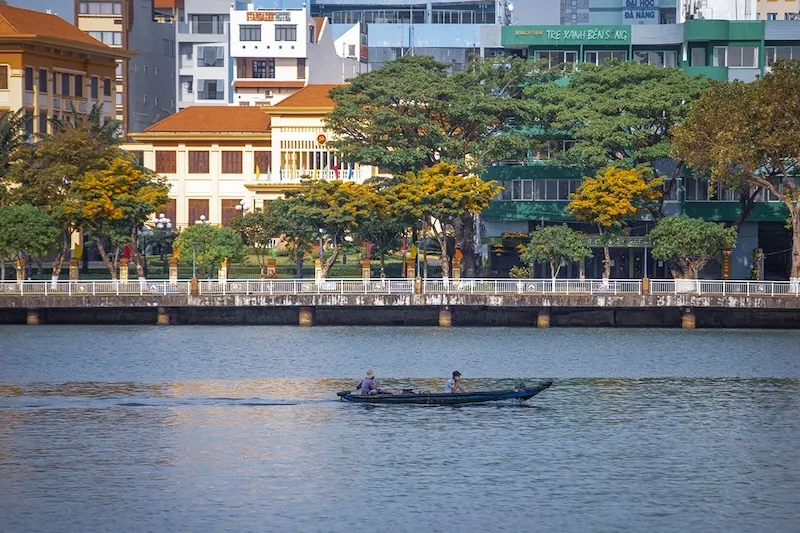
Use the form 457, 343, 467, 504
336, 381, 553, 405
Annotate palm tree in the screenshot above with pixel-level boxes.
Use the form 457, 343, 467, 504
0, 110, 25, 177
50, 101, 121, 144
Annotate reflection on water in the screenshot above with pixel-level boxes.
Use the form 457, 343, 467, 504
1, 378, 799, 533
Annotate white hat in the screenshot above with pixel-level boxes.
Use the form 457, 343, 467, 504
366, 369, 375, 378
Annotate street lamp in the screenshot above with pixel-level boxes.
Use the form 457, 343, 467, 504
235, 199, 251, 216
155, 212, 172, 268
318, 228, 324, 260
137, 226, 154, 279
195, 214, 211, 225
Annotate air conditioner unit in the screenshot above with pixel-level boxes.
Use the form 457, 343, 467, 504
263, 90, 273, 97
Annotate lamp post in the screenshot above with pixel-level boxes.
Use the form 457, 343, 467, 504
318, 228, 324, 260
195, 214, 211, 225
155, 213, 172, 269
235, 199, 251, 216
137, 226, 153, 279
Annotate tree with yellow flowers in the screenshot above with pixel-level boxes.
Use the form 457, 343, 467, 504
388, 162, 501, 278
568, 166, 662, 279
64, 157, 169, 279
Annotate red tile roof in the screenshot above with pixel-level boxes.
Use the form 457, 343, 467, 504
144, 106, 271, 133
271, 84, 345, 109
0, 5, 110, 49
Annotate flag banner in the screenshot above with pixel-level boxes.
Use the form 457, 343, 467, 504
255, 164, 261, 181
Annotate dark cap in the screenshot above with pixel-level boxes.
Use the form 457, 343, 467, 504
452, 371, 461, 377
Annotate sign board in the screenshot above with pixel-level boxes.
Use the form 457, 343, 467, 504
246, 11, 292, 22
504, 25, 631, 46
623, 0, 659, 23
586, 236, 650, 248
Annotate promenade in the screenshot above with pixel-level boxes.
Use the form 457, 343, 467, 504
2, 278, 799, 328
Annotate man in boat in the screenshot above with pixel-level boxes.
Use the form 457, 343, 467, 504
445, 371, 466, 393
357, 369, 383, 395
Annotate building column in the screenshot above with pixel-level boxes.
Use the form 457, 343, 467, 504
69, 258, 79, 281
537, 308, 551, 329
157, 307, 171, 326
26, 309, 40, 326
682, 307, 696, 329
299, 306, 314, 327
438, 306, 452, 327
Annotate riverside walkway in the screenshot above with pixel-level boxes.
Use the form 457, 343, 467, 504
1, 278, 799, 328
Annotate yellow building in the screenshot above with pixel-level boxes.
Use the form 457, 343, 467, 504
757, 0, 800, 20
0, 5, 131, 137
123, 84, 378, 227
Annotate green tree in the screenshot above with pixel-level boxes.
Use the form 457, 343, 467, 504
649, 216, 737, 279
63, 157, 170, 279
0, 205, 60, 280
529, 61, 709, 203
388, 162, 501, 278
173, 224, 244, 279
283, 179, 377, 279
50, 101, 121, 145
673, 61, 800, 279
520, 224, 592, 279
231, 207, 282, 277
568, 166, 662, 279
269, 198, 318, 278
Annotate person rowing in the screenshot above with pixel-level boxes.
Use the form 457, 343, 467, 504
444, 371, 466, 393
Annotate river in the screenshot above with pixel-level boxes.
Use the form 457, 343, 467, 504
1, 326, 799, 532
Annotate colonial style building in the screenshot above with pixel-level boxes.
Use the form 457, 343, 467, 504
122, 84, 378, 227
0, 4, 129, 138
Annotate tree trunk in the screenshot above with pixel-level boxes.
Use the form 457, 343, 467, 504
320, 246, 341, 279
295, 252, 303, 278
602, 245, 611, 280
732, 188, 759, 231
95, 239, 117, 280
380, 253, 386, 278
129, 230, 145, 279
550, 261, 560, 279
792, 205, 800, 280
50, 232, 71, 282
1, 260, 5, 281
455, 214, 478, 278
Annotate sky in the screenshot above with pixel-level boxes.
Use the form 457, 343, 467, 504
8, 0, 74, 21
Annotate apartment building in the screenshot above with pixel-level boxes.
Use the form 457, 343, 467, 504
123, 85, 378, 227
757, 0, 800, 20
0, 5, 128, 138
75, 0, 178, 132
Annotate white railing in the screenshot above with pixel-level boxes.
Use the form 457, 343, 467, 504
650, 279, 800, 296
423, 278, 643, 295
1, 279, 798, 297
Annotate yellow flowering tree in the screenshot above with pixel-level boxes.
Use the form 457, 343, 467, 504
568, 166, 662, 279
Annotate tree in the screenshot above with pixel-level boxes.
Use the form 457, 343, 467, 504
172, 224, 244, 279
673, 61, 800, 279
529, 61, 709, 204
63, 157, 169, 279
649, 216, 737, 279
268, 198, 317, 278
283, 179, 377, 279
568, 166, 662, 279
388, 163, 501, 278
7, 123, 130, 280
50, 101, 121, 145
520, 225, 592, 279
231, 207, 282, 277
0, 205, 60, 280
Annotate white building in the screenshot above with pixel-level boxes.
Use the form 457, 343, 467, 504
230, 4, 364, 107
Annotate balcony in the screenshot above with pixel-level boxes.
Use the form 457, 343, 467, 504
178, 21, 228, 37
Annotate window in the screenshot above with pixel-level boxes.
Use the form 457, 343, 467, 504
103, 78, 111, 97
24, 67, 33, 91
197, 79, 224, 100
38, 112, 47, 135
78, 2, 121, 14
90, 76, 98, 99
188, 199, 210, 225
221, 151, 243, 173
163, 39, 175, 58
197, 46, 224, 67
348, 44, 356, 56
115, 92, 122, 106
61, 73, 71, 96
74, 75, 84, 97
632, 50, 678, 68
685, 178, 709, 201
275, 25, 297, 42
296, 58, 306, 79
309, 25, 315, 43
143, 94, 147, 104
240, 25, 261, 41
39, 69, 48, 93
221, 199, 241, 226
188, 151, 210, 173
765, 46, 800, 66
190, 15, 227, 35
583, 50, 626, 65
691, 47, 706, 66
155, 151, 177, 173
252, 59, 274, 79
155, 67, 159, 77
713, 46, 758, 68
533, 51, 577, 68
499, 179, 582, 201
162, 198, 177, 225
767, 13, 777, 20
254, 151, 271, 174
115, 61, 123, 77
88, 31, 122, 46
0, 66, 7, 90
154, 97, 159, 106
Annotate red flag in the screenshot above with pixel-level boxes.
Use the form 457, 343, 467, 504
123, 245, 132, 259
332, 163, 340, 179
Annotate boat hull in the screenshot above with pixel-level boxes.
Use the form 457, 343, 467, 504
337, 381, 553, 405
